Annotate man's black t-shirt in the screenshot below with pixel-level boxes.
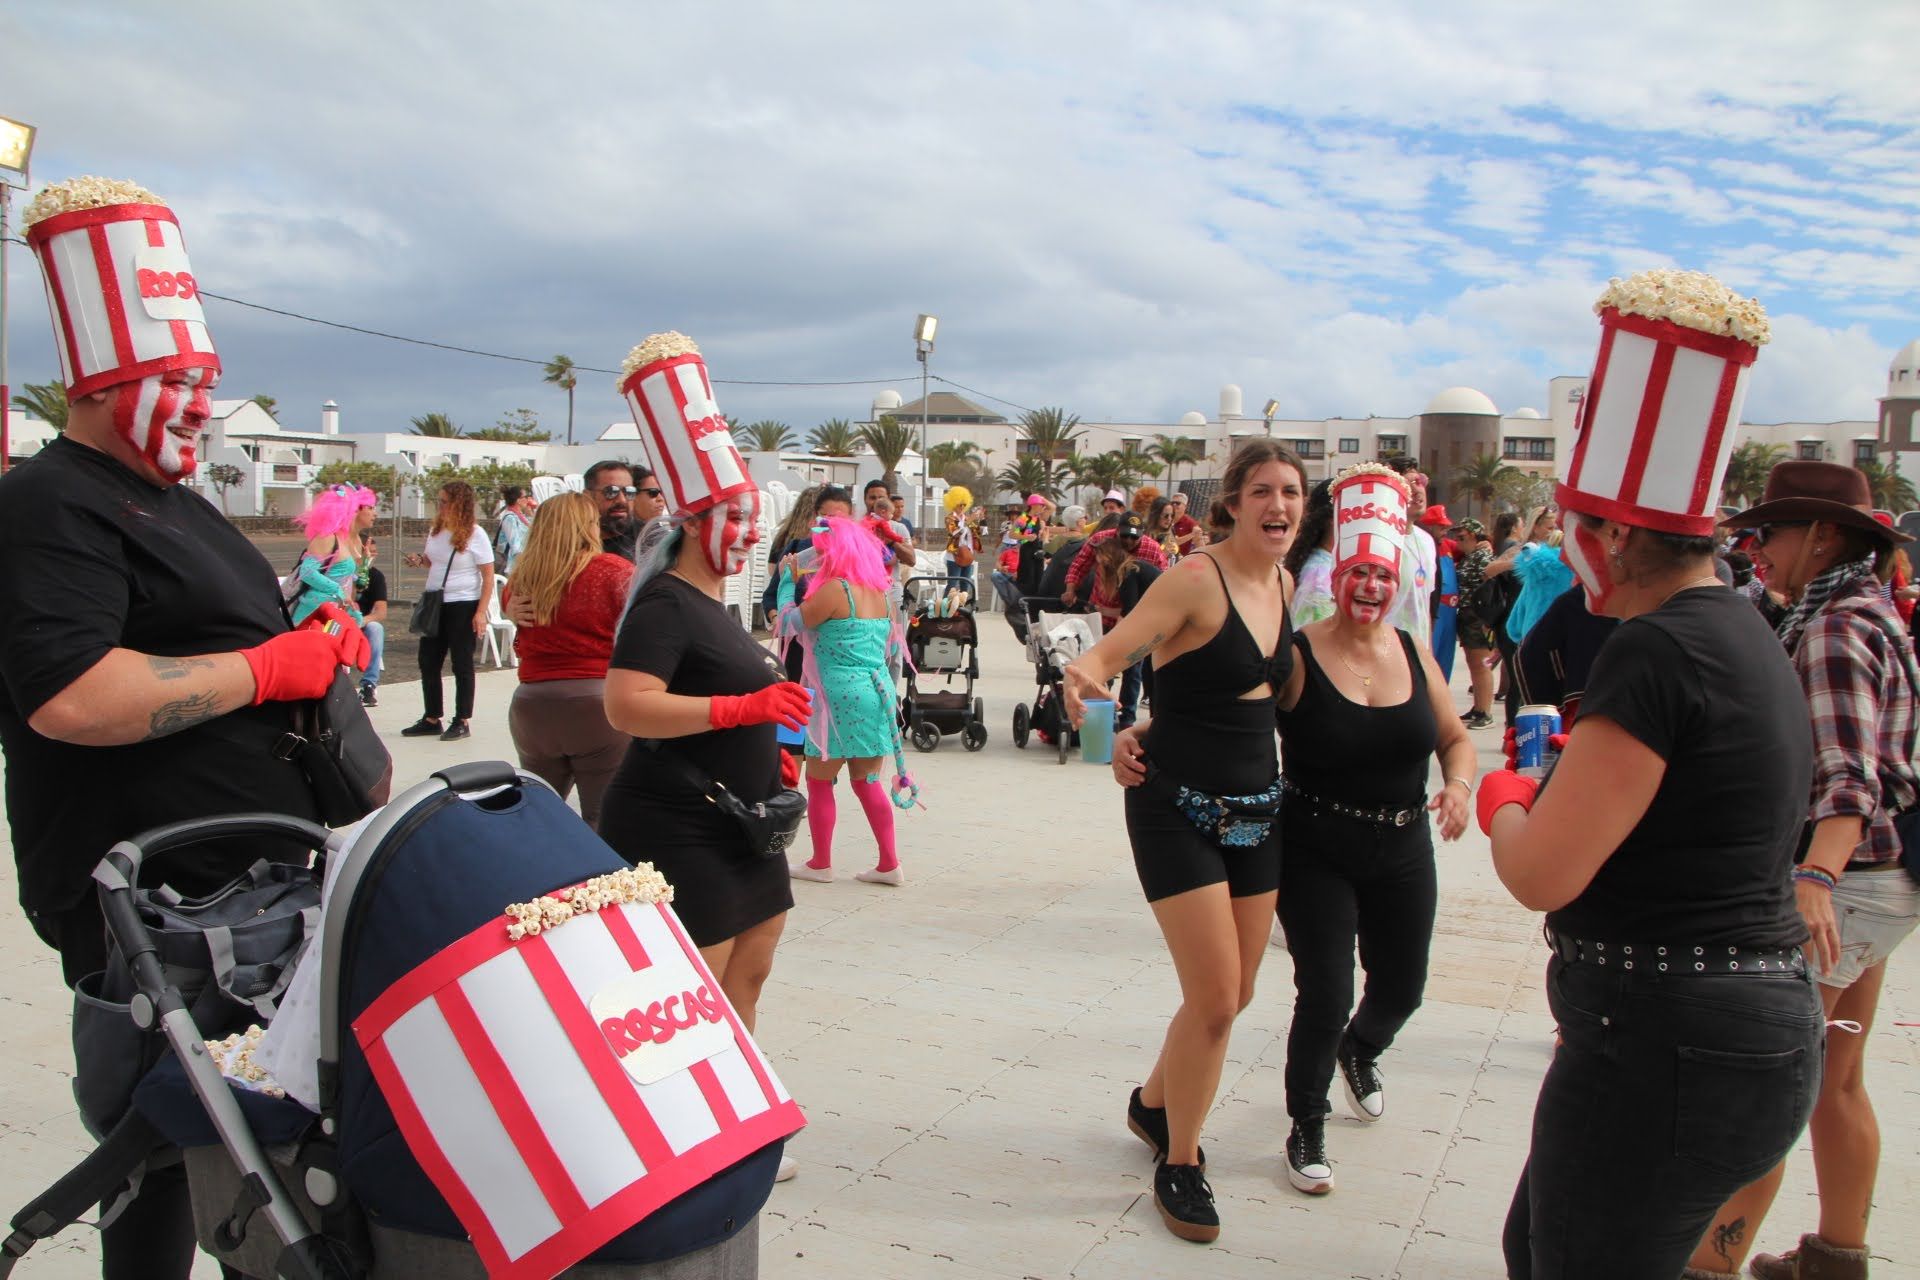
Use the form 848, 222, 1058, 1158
359, 564, 388, 614
605, 574, 783, 846
1548, 586, 1811, 947
0, 438, 319, 917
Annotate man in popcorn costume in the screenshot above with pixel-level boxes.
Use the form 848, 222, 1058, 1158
0, 177, 368, 1280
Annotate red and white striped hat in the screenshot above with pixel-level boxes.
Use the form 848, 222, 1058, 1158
618, 332, 754, 518
1559, 269, 1770, 537
23, 177, 220, 398
1332, 464, 1410, 579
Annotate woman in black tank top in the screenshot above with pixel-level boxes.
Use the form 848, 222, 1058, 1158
1061, 441, 1306, 1245
1267, 464, 1476, 1198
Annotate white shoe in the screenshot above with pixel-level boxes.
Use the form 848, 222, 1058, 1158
1269, 918, 1289, 950
788, 863, 834, 883
855, 867, 905, 886
774, 1155, 798, 1182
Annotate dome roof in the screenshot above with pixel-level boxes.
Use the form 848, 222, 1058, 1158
872, 389, 903, 410
1508, 406, 1542, 419
1889, 339, 1920, 398
1179, 410, 1208, 427
1424, 386, 1498, 416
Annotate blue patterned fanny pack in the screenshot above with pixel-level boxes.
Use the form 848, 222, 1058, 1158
1147, 762, 1282, 849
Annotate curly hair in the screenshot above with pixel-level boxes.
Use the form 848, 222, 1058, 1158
431, 480, 478, 554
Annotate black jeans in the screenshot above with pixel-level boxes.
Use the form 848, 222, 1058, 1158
418, 599, 480, 720
1502, 956, 1823, 1278
1276, 809, 1437, 1120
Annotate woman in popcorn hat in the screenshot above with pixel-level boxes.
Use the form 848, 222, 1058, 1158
1476, 271, 1825, 1279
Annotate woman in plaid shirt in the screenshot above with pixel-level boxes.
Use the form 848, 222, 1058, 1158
1695, 461, 1920, 1280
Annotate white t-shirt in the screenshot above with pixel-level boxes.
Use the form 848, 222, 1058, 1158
1387, 525, 1436, 646
423, 528, 494, 603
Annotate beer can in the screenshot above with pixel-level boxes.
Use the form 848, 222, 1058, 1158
1515, 704, 1562, 772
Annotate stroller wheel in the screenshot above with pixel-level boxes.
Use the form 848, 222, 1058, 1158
911, 720, 940, 753
963, 722, 988, 752
1012, 703, 1030, 748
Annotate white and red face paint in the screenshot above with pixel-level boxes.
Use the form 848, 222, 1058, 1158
109, 366, 217, 482
1561, 514, 1616, 614
700, 490, 761, 576
1335, 563, 1399, 625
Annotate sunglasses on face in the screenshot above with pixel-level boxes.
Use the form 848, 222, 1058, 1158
1756, 522, 1810, 546
596, 485, 637, 500
638, 486, 663, 499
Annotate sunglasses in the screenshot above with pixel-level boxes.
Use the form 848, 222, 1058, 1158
1756, 521, 1809, 546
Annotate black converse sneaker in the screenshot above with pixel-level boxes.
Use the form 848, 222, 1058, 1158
1285, 1119, 1334, 1195
1337, 1029, 1385, 1123
1126, 1087, 1205, 1169
1153, 1161, 1219, 1243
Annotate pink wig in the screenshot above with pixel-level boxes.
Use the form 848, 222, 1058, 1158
298, 483, 377, 539
813, 515, 890, 592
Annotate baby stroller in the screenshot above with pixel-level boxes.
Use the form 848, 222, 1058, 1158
3, 762, 791, 1279
1011, 597, 1099, 766
900, 575, 987, 753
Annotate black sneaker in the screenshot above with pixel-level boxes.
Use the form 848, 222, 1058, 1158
1337, 1029, 1385, 1123
1461, 710, 1494, 730
1126, 1087, 1205, 1169
359, 684, 378, 708
1153, 1160, 1218, 1243
400, 718, 443, 737
1285, 1119, 1334, 1195
439, 719, 471, 741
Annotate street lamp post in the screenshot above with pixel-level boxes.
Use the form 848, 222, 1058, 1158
0, 115, 38, 476
914, 313, 937, 531
1262, 397, 1279, 439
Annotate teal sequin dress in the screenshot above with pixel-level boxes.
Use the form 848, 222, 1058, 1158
804, 582, 897, 760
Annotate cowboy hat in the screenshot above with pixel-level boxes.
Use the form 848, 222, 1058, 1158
1726, 460, 1912, 543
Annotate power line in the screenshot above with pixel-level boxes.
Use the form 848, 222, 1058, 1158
196, 290, 914, 388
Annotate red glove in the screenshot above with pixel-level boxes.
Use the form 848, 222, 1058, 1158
1476, 771, 1540, 836
710, 683, 812, 732
239, 628, 361, 706
1548, 732, 1569, 753
779, 751, 800, 789
300, 602, 372, 672
1502, 725, 1518, 771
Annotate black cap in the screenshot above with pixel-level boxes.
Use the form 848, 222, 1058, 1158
1118, 513, 1144, 538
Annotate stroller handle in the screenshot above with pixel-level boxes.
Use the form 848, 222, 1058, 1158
95, 813, 335, 898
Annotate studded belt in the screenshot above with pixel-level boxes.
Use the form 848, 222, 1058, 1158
1544, 927, 1806, 975
1280, 779, 1424, 828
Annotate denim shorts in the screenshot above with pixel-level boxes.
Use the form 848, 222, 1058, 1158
1825, 865, 1920, 987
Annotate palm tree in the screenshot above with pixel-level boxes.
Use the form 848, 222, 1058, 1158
925, 440, 985, 482
1721, 441, 1786, 507
1150, 433, 1205, 488
1070, 451, 1136, 502
807, 417, 860, 456
741, 420, 800, 452
857, 414, 919, 490
410, 412, 461, 437
1017, 406, 1083, 462
1857, 459, 1919, 513
543, 355, 578, 445
997, 455, 1066, 503
1451, 451, 1523, 520
250, 394, 278, 419
11, 381, 68, 432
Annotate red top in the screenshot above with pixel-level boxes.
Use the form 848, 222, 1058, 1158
511, 554, 635, 682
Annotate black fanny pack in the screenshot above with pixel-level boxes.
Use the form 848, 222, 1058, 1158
644, 741, 806, 859
1145, 760, 1281, 849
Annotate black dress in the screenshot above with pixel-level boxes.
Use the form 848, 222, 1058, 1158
599, 573, 794, 947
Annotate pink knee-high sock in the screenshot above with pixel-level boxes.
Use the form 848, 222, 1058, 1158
849, 776, 899, 873
805, 777, 837, 870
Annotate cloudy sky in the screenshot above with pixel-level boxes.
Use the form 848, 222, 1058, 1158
7, 2, 1919, 444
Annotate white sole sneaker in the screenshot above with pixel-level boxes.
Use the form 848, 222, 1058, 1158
1286, 1161, 1334, 1195
1342, 1077, 1385, 1124
774, 1155, 798, 1182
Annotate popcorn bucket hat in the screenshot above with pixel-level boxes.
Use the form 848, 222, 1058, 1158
1558, 269, 1769, 538
1332, 463, 1409, 580
617, 332, 753, 518
23, 176, 220, 397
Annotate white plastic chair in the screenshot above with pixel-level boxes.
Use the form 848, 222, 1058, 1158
481, 574, 518, 668
531, 475, 568, 504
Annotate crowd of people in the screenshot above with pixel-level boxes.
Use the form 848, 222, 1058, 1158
1, 181, 1912, 1280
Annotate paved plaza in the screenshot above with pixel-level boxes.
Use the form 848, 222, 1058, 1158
0, 615, 1913, 1278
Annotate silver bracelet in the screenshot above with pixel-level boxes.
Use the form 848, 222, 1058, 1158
1444, 776, 1473, 794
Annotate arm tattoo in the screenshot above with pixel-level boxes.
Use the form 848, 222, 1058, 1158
148, 656, 217, 681
1123, 633, 1165, 666
1711, 1216, 1746, 1265
146, 691, 223, 740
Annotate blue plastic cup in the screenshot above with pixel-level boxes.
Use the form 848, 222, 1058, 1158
1080, 698, 1116, 765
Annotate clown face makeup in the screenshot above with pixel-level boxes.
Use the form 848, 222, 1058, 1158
1561, 513, 1616, 614
701, 490, 761, 575
110, 365, 217, 482
1335, 562, 1399, 625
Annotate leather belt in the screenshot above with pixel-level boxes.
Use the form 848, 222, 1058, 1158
1544, 927, 1805, 975
1281, 779, 1423, 828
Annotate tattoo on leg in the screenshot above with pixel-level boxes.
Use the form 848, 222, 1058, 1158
1712, 1216, 1746, 1265
148, 656, 216, 681
146, 692, 222, 740
1123, 633, 1165, 666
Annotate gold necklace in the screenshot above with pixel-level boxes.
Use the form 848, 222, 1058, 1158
1335, 646, 1377, 688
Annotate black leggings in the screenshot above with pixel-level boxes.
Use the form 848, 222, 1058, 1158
418, 600, 480, 720
1277, 811, 1437, 1120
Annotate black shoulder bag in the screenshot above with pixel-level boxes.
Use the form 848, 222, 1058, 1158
409, 548, 453, 637
278, 668, 393, 826
641, 741, 806, 859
